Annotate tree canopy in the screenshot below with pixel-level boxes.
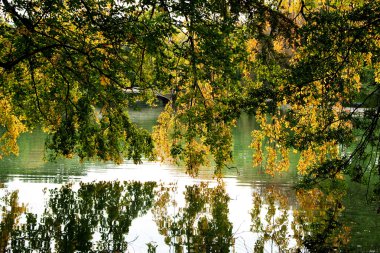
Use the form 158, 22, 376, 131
1, 0, 379, 194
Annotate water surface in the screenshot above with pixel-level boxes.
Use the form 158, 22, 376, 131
0, 108, 379, 252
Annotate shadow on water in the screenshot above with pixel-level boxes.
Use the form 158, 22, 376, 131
0, 180, 362, 252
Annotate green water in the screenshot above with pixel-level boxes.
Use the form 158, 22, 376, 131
0, 108, 379, 252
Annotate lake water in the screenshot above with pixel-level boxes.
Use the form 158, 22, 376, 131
0, 108, 379, 252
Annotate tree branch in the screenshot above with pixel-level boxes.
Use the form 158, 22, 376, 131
0, 43, 83, 71
2, 0, 34, 31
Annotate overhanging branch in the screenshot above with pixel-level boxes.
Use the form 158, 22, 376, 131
0, 43, 86, 71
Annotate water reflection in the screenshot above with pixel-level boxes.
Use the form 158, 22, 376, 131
0, 180, 354, 252
0, 183, 371, 252
0, 191, 26, 252
1, 181, 156, 252
250, 182, 350, 252
0, 108, 377, 251
153, 181, 233, 252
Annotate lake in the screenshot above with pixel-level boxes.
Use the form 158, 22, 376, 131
0, 108, 379, 252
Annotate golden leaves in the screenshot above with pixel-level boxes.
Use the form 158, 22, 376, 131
246, 38, 258, 62
251, 130, 264, 167
0, 98, 27, 159
184, 138, 210, 177
152, 104, 175, 163
197, 80, 214, 107
152, 85, 235, 175
374, 62, 380, 84
297, 148, 316, 175
99, 75, 110, 86
250, 78, 350, 176
251, 110, 291, 176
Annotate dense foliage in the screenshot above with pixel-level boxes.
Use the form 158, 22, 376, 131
1, 1, 379, 201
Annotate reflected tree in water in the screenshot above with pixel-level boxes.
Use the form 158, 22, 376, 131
0, 180, 356, 252
251, 187, 290, 252
2, 181, 156, 252
293, 183, 350, 252
251, 182, 350, 252
153, 181, 233, 253
0, 191, 26, 252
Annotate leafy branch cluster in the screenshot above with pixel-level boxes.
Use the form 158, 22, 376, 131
0, 0, 379, 193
